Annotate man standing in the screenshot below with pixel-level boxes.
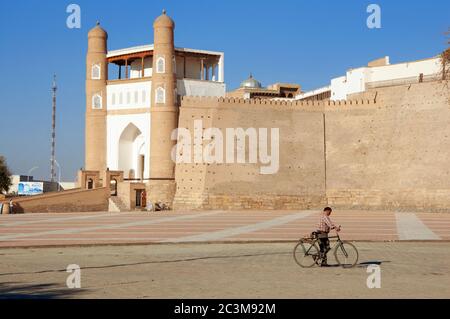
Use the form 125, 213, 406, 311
9, 199, 13, 214
316, 207, 341, 267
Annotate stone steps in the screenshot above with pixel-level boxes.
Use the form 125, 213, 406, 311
109, 196, 128, 212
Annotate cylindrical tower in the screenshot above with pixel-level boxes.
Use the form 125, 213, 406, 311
150, 10, 178, 179
85, 22, 108, 174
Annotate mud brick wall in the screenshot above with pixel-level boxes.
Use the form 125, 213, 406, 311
174, 81, 450, 212
3, 187, 109, 213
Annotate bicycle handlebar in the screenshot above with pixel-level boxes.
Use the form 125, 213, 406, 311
330, 227, 342, 239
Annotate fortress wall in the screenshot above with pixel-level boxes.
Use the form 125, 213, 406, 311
2, 187, 109, 213
326, 81, 450, 211
173, 82, 449, 211
173, 99, 217, 209
203, 101, 327, 210
174, 97, 330, 210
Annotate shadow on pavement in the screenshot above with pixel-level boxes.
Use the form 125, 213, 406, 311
0, 251, 293, 276
0, 282, 84, 299
356, 260, 391, 268
316, 260, 392, 268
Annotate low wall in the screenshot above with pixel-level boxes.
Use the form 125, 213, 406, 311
1, 187, 109, 213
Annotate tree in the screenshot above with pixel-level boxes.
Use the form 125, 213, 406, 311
441, 28, 450, 80
0, 156, 12, 194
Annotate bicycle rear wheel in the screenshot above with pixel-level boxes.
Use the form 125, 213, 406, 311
334, 241, 359, 268
293, 241, 320, 268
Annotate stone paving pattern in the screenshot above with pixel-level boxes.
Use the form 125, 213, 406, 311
1, 210, 449, 248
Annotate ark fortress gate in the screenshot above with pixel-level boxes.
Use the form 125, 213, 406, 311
85, 12, 225, 182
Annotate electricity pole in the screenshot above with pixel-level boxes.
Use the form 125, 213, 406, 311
50, 74, 57, 183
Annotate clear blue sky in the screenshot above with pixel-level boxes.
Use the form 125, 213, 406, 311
0, 0, 448, 181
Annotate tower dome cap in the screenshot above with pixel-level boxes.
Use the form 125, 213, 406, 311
88, 21, 107, 38
154, 9, 175, 28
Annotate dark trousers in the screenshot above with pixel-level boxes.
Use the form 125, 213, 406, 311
317, 231, 330, 263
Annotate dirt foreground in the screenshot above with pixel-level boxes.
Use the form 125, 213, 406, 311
0, 242, 449, 298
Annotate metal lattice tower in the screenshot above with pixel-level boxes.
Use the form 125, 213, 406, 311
50, 74, 57, 182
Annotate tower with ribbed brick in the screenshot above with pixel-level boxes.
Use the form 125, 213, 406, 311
147, 10, 179, 204
85, 22, 108, 174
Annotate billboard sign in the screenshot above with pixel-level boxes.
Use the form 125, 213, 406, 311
18, 182, 44, 196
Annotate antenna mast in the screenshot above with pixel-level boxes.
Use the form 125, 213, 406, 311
50, 74, 57, 182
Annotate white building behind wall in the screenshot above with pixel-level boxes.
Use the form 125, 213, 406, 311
105, 45, 225, 179
296, 55, 442, 101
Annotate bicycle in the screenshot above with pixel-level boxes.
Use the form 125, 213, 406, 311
293, 231, 359, 268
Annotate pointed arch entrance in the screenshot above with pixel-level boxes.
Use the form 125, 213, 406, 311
118, 123, 146, 179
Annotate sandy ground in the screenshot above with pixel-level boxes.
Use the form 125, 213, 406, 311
0, 242, 449, 299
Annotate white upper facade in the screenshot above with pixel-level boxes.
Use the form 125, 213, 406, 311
107, 44, 225, 82
104, 44, 226, 111
101, 45, 226, 179
296, 55, 442, 101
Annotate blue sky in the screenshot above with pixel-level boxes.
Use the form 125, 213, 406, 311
0, 0, 448, 181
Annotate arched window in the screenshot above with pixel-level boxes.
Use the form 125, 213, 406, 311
155, 86, 165, 104
92, 64, 101, 80
92, 93, 102, 109
156, 56, 165, 74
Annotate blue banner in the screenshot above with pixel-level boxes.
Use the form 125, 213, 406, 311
18, 182, 44, 196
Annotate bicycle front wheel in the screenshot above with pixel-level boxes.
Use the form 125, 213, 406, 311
334, 241, 359, 268
293, 241, 320, 268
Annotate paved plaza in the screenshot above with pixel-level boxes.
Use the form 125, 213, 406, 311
1, 210, 449, 298
0, 210, 449, 248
